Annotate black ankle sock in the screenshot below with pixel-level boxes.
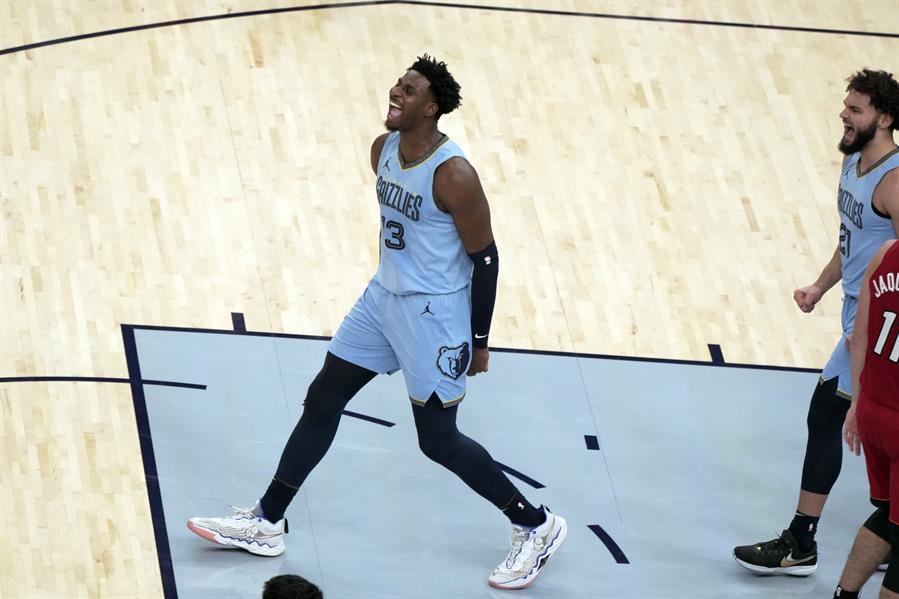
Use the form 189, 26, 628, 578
501, 491, 545, 528
833, 586, 859, 598
259, 477, 299, 523
789, 511, 819, 552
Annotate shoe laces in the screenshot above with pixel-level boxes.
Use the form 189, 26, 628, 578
757, 532, 790, 554
504, 526, 532, 568
228, 505, 257, 521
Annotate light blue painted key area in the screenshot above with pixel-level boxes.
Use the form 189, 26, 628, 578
135, 328, 877, 598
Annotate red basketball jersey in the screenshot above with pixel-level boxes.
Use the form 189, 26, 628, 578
861, 241, 899, 409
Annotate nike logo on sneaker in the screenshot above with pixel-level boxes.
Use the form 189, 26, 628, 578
780, 552, 815, 567
474, 333, 487, 339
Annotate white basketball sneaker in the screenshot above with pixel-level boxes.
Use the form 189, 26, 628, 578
488, 507, 568, 590
187, 503, 286, 557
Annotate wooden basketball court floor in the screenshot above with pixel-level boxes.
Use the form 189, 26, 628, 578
1, 1, 897, 597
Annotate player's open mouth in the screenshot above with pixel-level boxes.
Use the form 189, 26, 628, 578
387, 101, 402, 120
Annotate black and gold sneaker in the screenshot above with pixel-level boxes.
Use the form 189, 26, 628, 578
733, 530, 817, 576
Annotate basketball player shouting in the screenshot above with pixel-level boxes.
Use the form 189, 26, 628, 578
735, 69, 899, 577
187, 55, 567, 591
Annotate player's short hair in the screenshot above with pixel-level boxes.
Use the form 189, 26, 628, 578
262, 574, 323, 599
408, 54, 462, 120
846, 68, 899, 131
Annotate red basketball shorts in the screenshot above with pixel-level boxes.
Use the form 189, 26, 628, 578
857, 393, 899, 524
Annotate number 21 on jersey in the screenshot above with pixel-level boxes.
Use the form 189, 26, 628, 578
840, 223, 851, 257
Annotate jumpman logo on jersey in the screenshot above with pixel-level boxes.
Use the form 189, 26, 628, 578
383, 157, 391, 172
421, 302, 434, 316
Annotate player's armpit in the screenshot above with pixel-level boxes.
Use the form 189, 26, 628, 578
370, 133, 391, 174
872, 167, 899, 236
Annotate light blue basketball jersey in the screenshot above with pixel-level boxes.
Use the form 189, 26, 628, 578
837, 148, 899, 299
373, 132, 472, 295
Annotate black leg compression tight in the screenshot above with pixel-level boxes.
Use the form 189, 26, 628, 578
800, 378, 850, 495
863, 506, 891, 543
886, 523, 899, 593
412, 396, 542, 525
260, 353, 376, 522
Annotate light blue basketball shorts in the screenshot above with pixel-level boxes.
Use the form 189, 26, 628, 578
820, 295, 858, 400
328, 279, 472, 406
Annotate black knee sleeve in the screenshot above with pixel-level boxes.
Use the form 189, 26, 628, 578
301, 376, 347, 420
302, 352, 376, 419
863, 506, 891, 543
886, 523, 899, 593
418, 427, 458, 465
800, 378, 849, 495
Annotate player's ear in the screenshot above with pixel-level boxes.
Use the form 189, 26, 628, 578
425, 102, 439, 119
877, 111, 894, 130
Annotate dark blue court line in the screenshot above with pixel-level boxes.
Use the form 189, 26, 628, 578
1, 0, 893, 56
588, 524, 630, 564
124, 323, 820, 374
707, 344, 725, 365
342, 409, 395, 427
0, 1, 396, 56
496, 345, 819, 374
585, 435, 600, 450
494, 461, 544, 489
0, 376, 205, 390
231, 312, 247, 332
145, 379, 205, 389
128, 323, 332, 341
404, 0, 898, 38
122, 325, 179, 599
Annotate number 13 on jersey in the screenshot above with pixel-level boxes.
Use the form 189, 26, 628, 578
381, 216, 405, 250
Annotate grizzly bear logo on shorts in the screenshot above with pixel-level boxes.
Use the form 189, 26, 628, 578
436, 343, 470, 380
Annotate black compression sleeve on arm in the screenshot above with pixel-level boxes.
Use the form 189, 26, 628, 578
469, 241, 498, 348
